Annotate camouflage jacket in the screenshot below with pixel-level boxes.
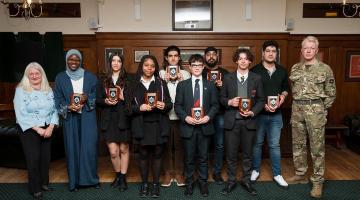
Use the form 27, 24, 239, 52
289, 60, 336, 109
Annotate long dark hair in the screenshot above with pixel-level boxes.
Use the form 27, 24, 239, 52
104, 52, 126, 88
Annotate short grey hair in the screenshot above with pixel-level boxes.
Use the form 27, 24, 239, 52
301, 36, 319, 49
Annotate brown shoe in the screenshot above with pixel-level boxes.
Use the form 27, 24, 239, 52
287, 175, 309, 184
310, 183, 323, 198
174, 174, 186, 187
161, 171, 173, 187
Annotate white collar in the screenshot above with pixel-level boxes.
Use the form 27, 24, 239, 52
141, 75, 155, 83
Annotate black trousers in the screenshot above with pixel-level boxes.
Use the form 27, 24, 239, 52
182, 127, 210, 184
225, 119, 256, 183
19, 128, 51, 194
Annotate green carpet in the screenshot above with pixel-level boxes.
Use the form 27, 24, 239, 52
0, 180, 359, 200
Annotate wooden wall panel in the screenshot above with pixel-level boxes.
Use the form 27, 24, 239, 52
1, 33, 359, 157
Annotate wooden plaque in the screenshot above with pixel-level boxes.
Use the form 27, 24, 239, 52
145, 92, 158, 108
239, 98, 252, 114
71, 93, 83, 106
167, 65, 179, 80
207, 70, 221, 82
267, 96, 279, 110
106, 87, 120, 101
191, 107, 204, 120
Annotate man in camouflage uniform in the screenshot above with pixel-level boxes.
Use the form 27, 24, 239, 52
288, 36, 336, 198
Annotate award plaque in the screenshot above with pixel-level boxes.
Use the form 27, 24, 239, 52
71, 93, 83, 106
238, 98, 252, 114
267, 96, 279, 110
207, 70, 221, 82
167, 65, 179, 80
145, 92, 158, 108
191, 107, 204, 120
106, 87, 120, 101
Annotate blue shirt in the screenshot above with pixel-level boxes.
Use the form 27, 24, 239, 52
13, 87, 59, 132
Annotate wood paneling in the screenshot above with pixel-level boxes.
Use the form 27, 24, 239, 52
1, 33, 359, 157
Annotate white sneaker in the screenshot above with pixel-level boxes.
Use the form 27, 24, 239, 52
250, 170, 260, 182
273, 175, 289, 188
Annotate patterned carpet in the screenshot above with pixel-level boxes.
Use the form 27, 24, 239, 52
0, 180, 359, 200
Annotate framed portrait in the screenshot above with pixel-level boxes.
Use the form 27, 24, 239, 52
172, 0, 213, 31
345, 51, 360, 82
180, 48, 221, 65
104, 48, 123, 67
134, 50, 150, 63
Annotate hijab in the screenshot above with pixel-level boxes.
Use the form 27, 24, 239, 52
65, 49, 85, 81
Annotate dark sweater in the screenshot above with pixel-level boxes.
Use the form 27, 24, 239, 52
251, 62, 289, 115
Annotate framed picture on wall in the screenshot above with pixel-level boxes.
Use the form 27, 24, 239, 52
172, 0, 213, 31
180, 49, 221, 65
345, 51, 360, 82
104, 48, 123, 68
134, 50, 150, 63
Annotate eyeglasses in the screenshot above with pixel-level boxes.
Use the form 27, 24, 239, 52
191, 64, 203, 68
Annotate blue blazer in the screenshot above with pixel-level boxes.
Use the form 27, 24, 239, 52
174, 78, 219, 138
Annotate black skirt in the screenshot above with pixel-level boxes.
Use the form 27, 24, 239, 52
102, 109, 130, 143
133, 121, 167, 145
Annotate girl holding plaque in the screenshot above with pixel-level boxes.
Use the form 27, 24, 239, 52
127, 55, 172, 198
96, 52, 130, 191
54, 49, 99, 192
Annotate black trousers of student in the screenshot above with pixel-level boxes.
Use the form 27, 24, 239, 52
138, 144, 165, 184
182, 127, 210, 184
225, 119, 256, 183
19, 128, 51, 194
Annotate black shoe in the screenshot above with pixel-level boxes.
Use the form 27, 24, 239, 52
111, 177, 121, 188
213, 173, 224, 185
41, 185, 54, 192
184, 182, 194, 197
94, 183, 101, 189
151, 183, 160, 198
32, 192, 43, 200
120, 175, 128, 192
221, 181, 236, 195
139, 183, 149, 198
69, 187, 79, 192
241, 181, 257, 196
199, 182, 209, 197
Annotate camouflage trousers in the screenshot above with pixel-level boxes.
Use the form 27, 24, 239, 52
291, 101, 327, 184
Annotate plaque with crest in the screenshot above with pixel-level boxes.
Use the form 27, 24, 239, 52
145, 92, 158, 108
207, 70, 221, 82
191, 107, 204, 120
106, 87, 120, 101
167, 65, 179, 80
238, 98, 252, 114
71, 93, 83, 106
267, 96, 279, 110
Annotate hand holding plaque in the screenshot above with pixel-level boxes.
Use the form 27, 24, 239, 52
71, 93, 83, 106
167, 65, 179, 80
267, 96, 279, 111
145, 92, 158, 108
191, 107, 204, 121
207, 70, 221, 82
106, 87, 120, 101
238, 98, 252, 114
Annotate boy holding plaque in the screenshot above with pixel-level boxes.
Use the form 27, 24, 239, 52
250, 41, 290, 188
202, 47, 229, 184
127, 55, 172, 198
219, 48, 264, 196
159, 46, 190, 187
175, 54, 218, 197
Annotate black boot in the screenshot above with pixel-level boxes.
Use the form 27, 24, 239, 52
119, 173, 128, 192
111, 172, 121, 188
151, 183, 160, 198
139, 182, 149, 198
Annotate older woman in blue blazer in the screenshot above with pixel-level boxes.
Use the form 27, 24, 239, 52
14, 62, 59, 199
